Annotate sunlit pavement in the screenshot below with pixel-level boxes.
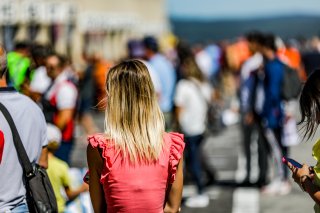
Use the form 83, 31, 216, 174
71, 112, 316, 213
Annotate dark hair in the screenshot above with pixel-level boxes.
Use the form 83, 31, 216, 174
180, 56, 205, 82
47, 52, 68, 68
127, 39, 145, 58
261, 33, 277, 52
245, 31, 264, 44
14, 41, 30, 50
299, 69, 320, 140
31, 44, 52, 59
142, 36, 159, 53
176, 40, 193, 64
31, 44, 53, 66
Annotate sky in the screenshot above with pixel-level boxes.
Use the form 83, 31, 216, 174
167, 0, 320, 20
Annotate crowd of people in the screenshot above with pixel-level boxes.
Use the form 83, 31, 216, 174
1, 30, 320, 212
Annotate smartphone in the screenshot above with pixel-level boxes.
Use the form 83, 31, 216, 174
282, 156, 303, 168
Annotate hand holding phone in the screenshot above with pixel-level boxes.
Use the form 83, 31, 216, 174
282, 157, 315, 173
282, 157, 303, 169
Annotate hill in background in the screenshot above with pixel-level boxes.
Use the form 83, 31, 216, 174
170, 15, 320, 44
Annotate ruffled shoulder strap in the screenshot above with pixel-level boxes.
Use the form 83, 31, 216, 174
166, 132, 185, 184
87, 133, 115, 170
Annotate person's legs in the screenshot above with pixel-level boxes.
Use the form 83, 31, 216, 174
263, 128, 283, 180
255, 117, 269, 186
257, 129, 269, 187
273, 127, 291, 194
185, 134, 204, 194
260, 127, 290, 195
185, 134, 209, 208
242, 122, 254, 182
55, 141, 74, 165
274, 127, 289, 180
79, 113, 99, 134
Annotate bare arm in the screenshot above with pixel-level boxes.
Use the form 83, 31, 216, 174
164, 157, 184, 213
65, 183, 89, 201
55, 109, 74, 130
87, 144, 107, 212
38, 147, 48, 169
302, 177, 320, 205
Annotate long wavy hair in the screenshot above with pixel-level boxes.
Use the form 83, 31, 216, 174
104, 59, 165, 163
180, 56, 205, 83
299, 69, 320, 140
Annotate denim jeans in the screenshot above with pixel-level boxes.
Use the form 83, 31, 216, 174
10, 202, 29, 213
185, 134, 205, 194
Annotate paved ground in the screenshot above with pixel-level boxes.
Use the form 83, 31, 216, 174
70, 112, 317, 213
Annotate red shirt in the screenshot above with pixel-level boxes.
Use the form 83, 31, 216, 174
87, 132, 185, 213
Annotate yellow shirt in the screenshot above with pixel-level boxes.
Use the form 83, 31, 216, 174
47, 155, 71, 213
312, 139, 320, 213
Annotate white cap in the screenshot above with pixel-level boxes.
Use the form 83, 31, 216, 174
47, 123, 62, 144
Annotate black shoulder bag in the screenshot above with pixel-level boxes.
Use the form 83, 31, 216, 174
0, 102, 58, 213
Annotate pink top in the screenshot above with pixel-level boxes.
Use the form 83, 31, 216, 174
87, 132, 185, 213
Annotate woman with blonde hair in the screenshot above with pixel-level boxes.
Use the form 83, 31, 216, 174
86, 59, 185, 213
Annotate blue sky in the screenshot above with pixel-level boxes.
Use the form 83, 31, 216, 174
166, 0, 320, 19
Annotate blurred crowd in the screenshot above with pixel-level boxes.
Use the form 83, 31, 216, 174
3, 31, 320, 209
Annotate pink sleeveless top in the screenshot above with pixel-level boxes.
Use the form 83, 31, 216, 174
87, 132, 185, 213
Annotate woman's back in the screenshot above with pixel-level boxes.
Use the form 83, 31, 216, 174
87, 60, 184, 213
88, 132, 184, 213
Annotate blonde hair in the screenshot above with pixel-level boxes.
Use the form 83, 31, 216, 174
104, 59, 165, 163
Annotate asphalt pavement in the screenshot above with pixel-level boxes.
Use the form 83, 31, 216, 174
70, 112, 317, 213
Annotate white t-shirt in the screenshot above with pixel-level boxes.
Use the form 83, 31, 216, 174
45, 71, 78, 110
30, 66, 52, 94
0, 89, 47, 211
240, 53, 264, 113
240, 53, 263, 80
174, 79, 212, 136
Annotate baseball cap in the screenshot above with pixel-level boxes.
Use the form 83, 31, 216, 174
47, 123, 62, 145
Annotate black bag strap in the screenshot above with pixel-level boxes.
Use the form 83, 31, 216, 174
0, 102, 34, 178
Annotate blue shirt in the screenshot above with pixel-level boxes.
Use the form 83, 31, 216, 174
262, 58, 284, 128
149, 54, 176, 112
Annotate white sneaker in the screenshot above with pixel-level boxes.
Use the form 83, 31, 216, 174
278, 181, 292, 195
261, 180, 282, 195
185, 194, 209, 208
261, 180, 292, 195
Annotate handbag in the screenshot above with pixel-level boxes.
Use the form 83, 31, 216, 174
191, 80, 223, 134
0, 102, 58, 213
